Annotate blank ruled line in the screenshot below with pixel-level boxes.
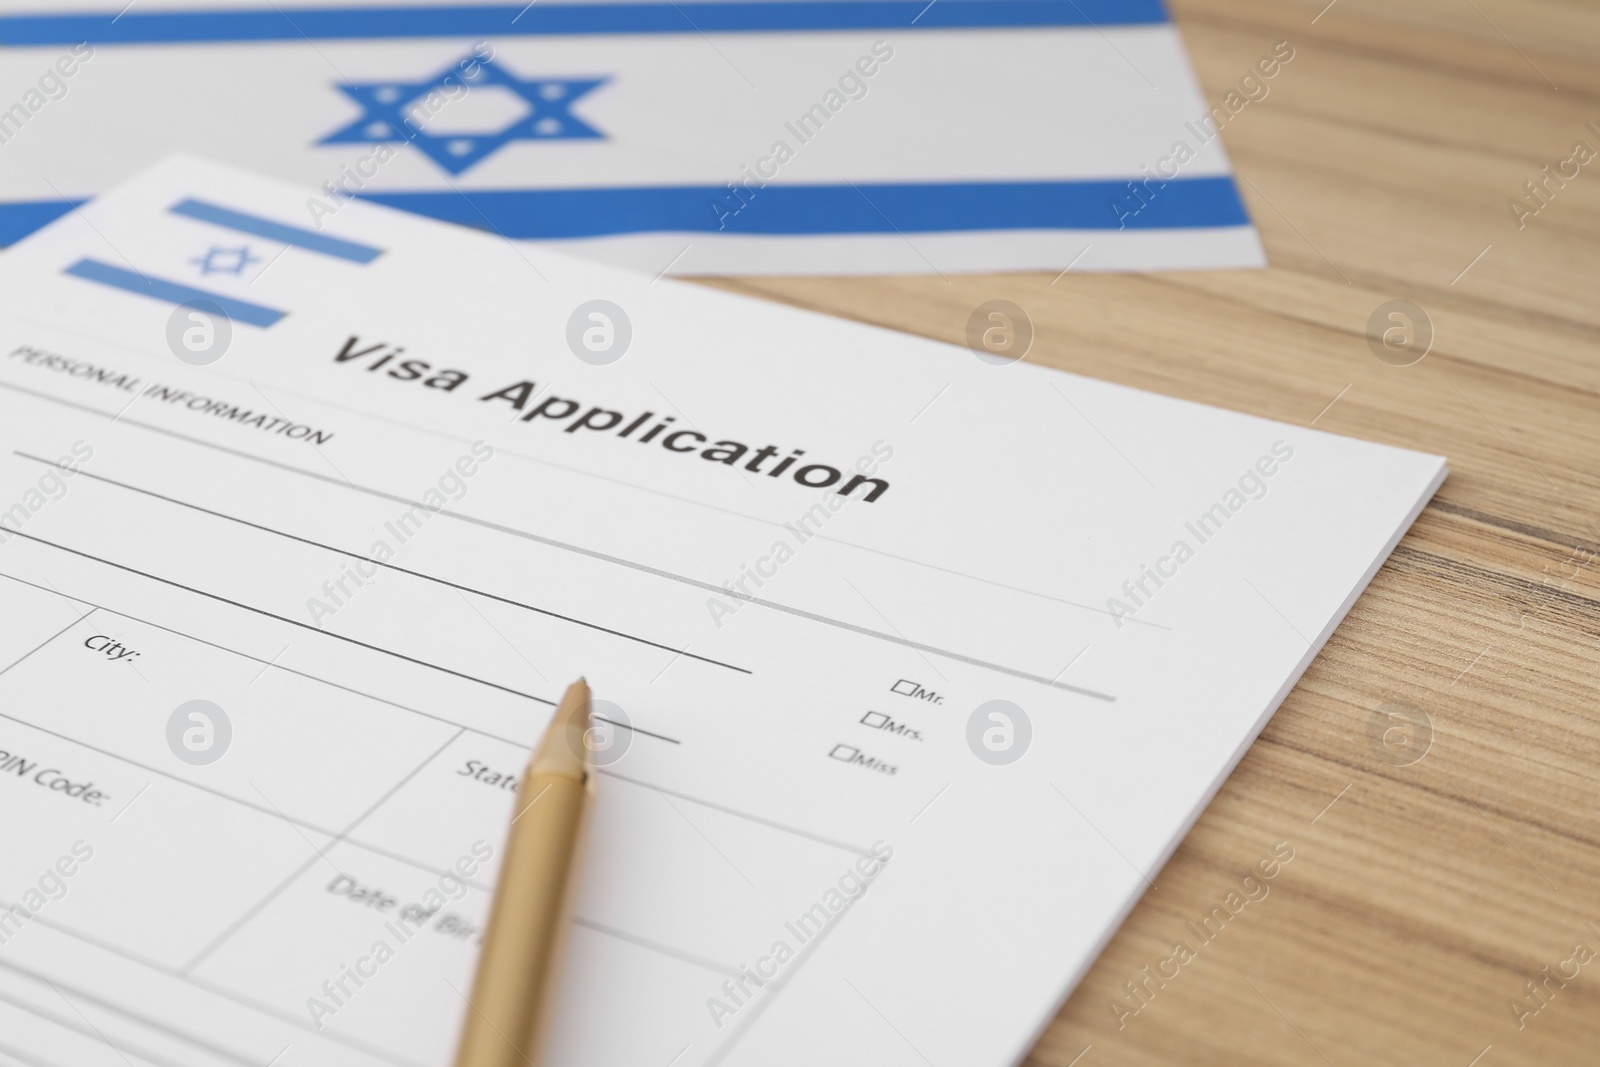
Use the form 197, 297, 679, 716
1, 527, 555, 706
13, 452, 751, 677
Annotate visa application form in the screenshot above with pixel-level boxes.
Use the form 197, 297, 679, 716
0, 157, 1443, 1067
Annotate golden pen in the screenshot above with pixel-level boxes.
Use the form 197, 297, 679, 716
454, 678, 594, 1067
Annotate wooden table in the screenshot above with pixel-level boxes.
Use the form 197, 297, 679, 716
710, 0, 1600, 1061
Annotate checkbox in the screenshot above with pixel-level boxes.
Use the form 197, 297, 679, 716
829, 744, 859, 762
861, 711, 890, 728
891, 679, 919, 696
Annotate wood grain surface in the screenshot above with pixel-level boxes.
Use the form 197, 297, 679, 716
704, 0, 1600, 1062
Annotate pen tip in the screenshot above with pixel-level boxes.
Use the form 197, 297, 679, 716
531, 678, 592, 779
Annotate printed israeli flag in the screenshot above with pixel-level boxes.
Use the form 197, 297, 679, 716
0, 0, 1264, 275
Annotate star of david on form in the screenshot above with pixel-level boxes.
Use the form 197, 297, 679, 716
318, 56, 607, 175
191, 245, 260, 276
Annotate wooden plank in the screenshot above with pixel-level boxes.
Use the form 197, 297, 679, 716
696, 0, 1600, 1061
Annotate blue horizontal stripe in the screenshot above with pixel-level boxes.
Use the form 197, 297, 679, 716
1, 178, 1245, 252
359, 177, 1249, 237
0, 200, 83, 247
64, 259, 286, 327
171, 198, 383, 263
0, 198, 81, 245
0, 1, 1169, 45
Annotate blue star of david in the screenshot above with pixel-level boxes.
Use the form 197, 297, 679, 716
191, 245, 260, 275
318, 57, 607, 175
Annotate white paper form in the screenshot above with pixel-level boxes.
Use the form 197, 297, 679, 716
0, 157, 1437, 1067
0, 0, 1266, 274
